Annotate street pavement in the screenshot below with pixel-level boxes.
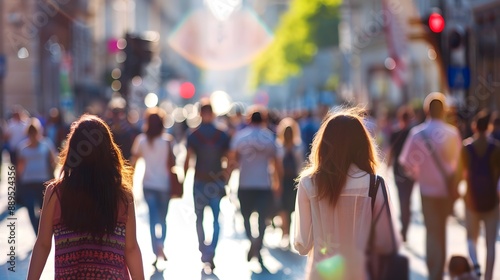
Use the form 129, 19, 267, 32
0, 150, 499, 279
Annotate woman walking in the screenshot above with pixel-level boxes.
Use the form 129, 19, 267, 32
276, 117, 303, 247
17, 118, 57, 235
294, 108, 399, 280
131, 107, 175, 268
27, 114, 144, 279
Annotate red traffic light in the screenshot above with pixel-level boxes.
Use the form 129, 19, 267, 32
428, 12, 445, 33
180, 82, 196, 99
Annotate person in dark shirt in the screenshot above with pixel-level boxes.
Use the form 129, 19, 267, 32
183, 99, 231, 272
388, 106, 415, 242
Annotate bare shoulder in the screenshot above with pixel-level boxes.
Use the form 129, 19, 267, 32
44, 181, 60, 202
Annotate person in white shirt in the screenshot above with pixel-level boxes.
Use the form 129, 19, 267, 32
5, 105, 29, 166
130, 108, 174, 268
399, 92, 462, 280
294, 108, 399, 280
228, 106, 282, 266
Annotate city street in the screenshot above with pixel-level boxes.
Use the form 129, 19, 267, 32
0, 150, 499, 280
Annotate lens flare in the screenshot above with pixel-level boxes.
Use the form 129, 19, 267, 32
168, 8, 272, 70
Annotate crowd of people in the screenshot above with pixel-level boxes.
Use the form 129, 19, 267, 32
0, 91, 499, 279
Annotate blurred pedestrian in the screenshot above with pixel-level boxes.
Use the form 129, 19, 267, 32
183, 99, 231, 271
300, 110, 320, 160
275, 117, 303, 248
228, 105, 282, 266
293, 108, 399, 280
461, 110, 500, 280
387, 106, 415, 242
399, 92, 462, 280
5, 105, 29, 166
130, 107, 173, 268
27, 115, 144, 280
44, 107, 69, 152
17, 118, 57, 235
106, 99, 139, 161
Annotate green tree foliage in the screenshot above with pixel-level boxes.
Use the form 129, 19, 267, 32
251, 0, 341, 87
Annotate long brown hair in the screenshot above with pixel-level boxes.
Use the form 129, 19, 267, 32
51, 114, 133, 238
299, 107, 379, 207
144, 107, 166, 145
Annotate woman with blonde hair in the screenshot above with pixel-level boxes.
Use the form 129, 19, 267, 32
294, 108, 399, 280
276, 117, 304, 247
27, 115, 144, 279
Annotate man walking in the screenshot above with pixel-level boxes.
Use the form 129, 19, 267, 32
228, 106, 282, 267
399, 92, 462, 280
184, 100, 230, 271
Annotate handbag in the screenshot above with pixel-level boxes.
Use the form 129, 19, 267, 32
367, 175, 409, 280
167, 139, 183, 198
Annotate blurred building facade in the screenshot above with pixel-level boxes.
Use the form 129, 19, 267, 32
2, 0, 497, 119
470, 0, 500, 111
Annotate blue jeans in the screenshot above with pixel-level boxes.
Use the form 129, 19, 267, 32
17, 182, 44, 235
143, 188, 170, 255
193, 180, 224, 262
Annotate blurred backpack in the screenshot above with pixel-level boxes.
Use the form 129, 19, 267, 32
465, 142, 499, 212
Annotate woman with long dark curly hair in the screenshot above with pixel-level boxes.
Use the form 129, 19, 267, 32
27, 114, 144, 280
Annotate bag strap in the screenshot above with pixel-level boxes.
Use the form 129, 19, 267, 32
367, 175, 398, 254
367, 174, 383, 251
378, 176, 398, 253
421, 131, 450, 183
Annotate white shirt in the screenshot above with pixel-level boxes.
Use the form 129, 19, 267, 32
131, 133, 170, 191
398, 119, 462, 197
293, 165, 398, 280
230, 126, 277, 189
7, 119, 28, 149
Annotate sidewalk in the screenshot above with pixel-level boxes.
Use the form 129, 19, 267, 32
0, 154, 499, 279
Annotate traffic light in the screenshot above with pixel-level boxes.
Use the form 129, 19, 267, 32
428, 12, 445, 33
119, 33, 158, 99
121, 33, 154, 79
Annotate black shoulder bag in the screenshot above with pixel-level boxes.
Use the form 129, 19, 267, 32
367, 174, 409, 280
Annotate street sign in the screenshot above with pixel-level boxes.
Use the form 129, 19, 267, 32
447, 66, 470, 89
0, 55, 6, 78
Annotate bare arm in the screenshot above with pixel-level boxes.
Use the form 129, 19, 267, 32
27, 185, 56, 280
272, 155, 283, 197
293, 178, 313, 255
125, 196, 144, 280
183, 147, 193, 178
225, 149, 239, 183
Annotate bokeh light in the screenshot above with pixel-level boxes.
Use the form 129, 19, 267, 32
144, 93, 159, 108
111, 68, 122, 79
180, 82, 196, 99
173, 107, 188, 123
384, 57, 396, 70
210, 91, 232, 116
